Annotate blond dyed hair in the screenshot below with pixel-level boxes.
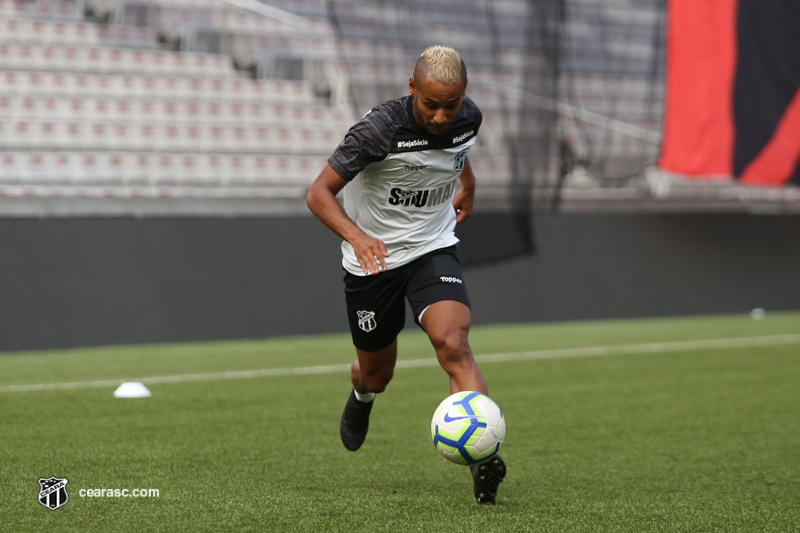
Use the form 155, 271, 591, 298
416, 45, 465, 85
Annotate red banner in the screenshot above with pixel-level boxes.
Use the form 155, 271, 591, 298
659, 0, 800, 186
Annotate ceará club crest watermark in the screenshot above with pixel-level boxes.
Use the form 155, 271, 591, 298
38, 476, 69, 511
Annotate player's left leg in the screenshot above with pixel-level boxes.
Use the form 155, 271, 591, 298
470, 455, 506, 504
419, 300, 487, 395
421, 301, 505, 504
407, 246, 507, 503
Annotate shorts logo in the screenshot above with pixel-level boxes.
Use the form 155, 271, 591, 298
454, 148, 469, 171
38, 476, 69, 511
357, 310, 377, 333
440, 276, 463, 284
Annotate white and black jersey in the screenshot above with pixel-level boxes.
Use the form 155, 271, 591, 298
328, 94, 481, 276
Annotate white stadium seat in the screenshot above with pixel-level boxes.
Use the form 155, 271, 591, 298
0, 113, 349, 154
150, 153, 179, 185
52, 152, 80, 184
197, 153, 226, 186
123, 152, 155, 186
0, 93, 351, 129
0, 152, 25, 182
0, 150, 324, 187
0, 69, 318, 103
59, 122, 85, 150
0, 41, 235, 77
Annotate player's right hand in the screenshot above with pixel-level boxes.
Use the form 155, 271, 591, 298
351, 235, 389, 275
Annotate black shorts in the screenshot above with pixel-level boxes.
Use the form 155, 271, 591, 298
343, 245, 471, 352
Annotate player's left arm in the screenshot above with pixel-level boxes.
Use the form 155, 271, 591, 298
452, 157, 475, 224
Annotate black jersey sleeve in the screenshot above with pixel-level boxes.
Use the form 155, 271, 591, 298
328, 98, 409, 181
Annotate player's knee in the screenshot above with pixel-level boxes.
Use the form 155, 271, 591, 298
434, 330, 472, 369
364, 371, 392, 393
360, 362, 393, 393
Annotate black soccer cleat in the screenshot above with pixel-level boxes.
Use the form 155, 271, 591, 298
340, 389, 374, 451
470, 455, 506, 504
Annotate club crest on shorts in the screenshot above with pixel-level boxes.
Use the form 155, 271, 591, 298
38, 476, 69, 511
357, 310, 377, 333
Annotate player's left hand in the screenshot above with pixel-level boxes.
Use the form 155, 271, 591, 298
452, 188, 474, 224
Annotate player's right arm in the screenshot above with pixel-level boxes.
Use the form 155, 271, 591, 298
307, 163, 389, 276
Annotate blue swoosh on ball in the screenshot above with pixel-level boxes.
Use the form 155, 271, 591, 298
443, 413, 478, 423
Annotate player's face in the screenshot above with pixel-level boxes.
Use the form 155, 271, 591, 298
409, 75, 466, 136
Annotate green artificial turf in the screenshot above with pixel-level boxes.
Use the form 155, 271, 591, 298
1, 312, 799, 532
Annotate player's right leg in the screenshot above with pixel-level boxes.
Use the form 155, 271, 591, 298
340, 340, 397, 451
340, 268, 406, 451
351, 340, 398, 395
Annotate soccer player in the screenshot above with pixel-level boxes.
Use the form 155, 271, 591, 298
307, 46, 505, 504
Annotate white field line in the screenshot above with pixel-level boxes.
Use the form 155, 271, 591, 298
1, 333, 799, 393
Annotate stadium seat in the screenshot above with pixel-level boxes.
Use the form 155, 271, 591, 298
228, 124, 259, 153
35, 120, 60, 149
0, 69, 318, 104
132, 122, 157, 151
59, 121, 84, 150
197, 153, 225, 186
97, 24, 158, 49
215, 153, 241, 187
0, 152, 25, 182
65, 151, 123, 185
23, 152, 53, 182
122, 152, 154, 186
219, 154, 249, 186
0, 94, 12, 117
149, 153, 180, 186
51, 151, 78, 184
170, 153, 207, 186
85, 122, 112, 150
30, 18, 98, 45
0, 41, 236, 77
0, 70, 20, 94
239, 154, 269, 185
274, 154, 319, 183
5, 119, 32, 149
78, 152, 104, 183
157, 124, 183, 152
111, 123, 135, 150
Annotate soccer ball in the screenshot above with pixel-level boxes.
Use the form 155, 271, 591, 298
431, 391, 505, 465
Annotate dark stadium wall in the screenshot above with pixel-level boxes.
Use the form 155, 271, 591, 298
465, 214, 800, 324
0, 214, 799, 352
